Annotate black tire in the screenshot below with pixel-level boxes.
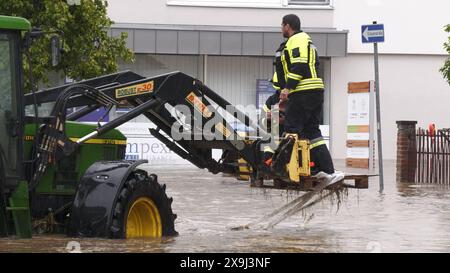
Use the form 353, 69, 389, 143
109, 169, 178, 238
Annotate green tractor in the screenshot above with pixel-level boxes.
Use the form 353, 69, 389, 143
1, 15, 370, 241
0, 16, 177, 239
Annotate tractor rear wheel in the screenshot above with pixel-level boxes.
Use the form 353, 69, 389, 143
109, 170, 177, 238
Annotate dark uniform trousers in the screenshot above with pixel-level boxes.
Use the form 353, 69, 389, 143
284, 89, 335, 174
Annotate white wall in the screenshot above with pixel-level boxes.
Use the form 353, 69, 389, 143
108, 0, 450, 162
333, 0, 450, 54
331, 0, 450, 160
331, 54, 450, 160
106, 0, 334, 28
207, 56, 273, 105
108, 0, 450, 54
106, 0, 450, 57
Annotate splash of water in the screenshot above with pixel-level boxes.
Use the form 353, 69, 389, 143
231, 180, 348, 230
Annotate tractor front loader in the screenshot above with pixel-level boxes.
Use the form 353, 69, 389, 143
1, 15, 370, 240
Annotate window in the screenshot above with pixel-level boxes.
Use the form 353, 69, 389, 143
0, 34, 13, 112
167, 0, 280, 7
167, 0, 331, 8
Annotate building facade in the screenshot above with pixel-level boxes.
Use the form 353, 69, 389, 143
106, 0, 450, 160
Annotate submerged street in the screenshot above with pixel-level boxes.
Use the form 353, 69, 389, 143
1, 160, 450, 253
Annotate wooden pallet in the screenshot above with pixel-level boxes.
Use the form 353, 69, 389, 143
251, 174, 377, 191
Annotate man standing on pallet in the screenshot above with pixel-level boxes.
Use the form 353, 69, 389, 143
278, 14, 344, 183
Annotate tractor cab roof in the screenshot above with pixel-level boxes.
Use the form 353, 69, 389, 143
0, 15, 31, 31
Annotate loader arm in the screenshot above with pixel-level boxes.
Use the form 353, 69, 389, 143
24, 71, 270, 186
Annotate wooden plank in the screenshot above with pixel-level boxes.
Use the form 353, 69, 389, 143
301, 178, 314, 191
348, 82, 370, 93
447, 133, 450, 184
428, 130, 431, 182
435, 133, 438, 184
443, 132, 446, 184
427, 130, 430, 183
433, 131, 436, 183
419, 130, 422, 183
438, 133, 441, 184
443, 131, 450, 185
348, 89, 370, 94
435, 132, 439, 184
416, 129, 420, 183
445, 132, 448, 185
420, 129, 423, 183
446, 133, 448, 184
346, 158, 369, 169
446, 132, 449, 184
431, 132, 435, 184
419, 129, 422, 183
431, 132, 433, 183
354, 177, 369, 189
421, 130, 428, 183
423, 129, 427, 183
439, 132, 442, 184
348, 125, 370, 133
439, 133, 442, 184
253, 174, 375, 191
347, 140, 370, 148
443, 132, 447, 184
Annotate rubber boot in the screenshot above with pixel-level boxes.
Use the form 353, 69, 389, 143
310, 144, 335, 174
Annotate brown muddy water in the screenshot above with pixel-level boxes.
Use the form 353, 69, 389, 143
1, 160, 450, 253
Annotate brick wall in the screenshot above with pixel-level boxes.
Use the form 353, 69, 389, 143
396, 121, 417, 182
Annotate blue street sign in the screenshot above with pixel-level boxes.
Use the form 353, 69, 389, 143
361, 24, 385, 43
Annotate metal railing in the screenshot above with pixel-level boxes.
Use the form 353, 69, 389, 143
416, 128, 450, 184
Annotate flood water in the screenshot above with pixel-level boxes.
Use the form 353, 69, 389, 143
1, 160, 450, 253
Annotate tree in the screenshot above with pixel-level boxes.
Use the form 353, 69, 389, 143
441, 24, 450, 85
0, 0, 134, 90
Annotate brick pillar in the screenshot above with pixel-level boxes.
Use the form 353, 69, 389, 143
396, 121, 417, 182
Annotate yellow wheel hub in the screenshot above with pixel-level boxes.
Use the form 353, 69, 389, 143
126, 197, 162, 238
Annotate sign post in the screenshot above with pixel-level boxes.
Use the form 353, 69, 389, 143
362, 21, 384, 193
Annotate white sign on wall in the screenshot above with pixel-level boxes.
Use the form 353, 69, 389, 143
117, 123, 188, 165
346, 81, 375, 169
347, 92, 370, 126
117, 122, 222, 166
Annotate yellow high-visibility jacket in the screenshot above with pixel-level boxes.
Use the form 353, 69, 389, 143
272, 72, 281, 91
281, 31, 324, 93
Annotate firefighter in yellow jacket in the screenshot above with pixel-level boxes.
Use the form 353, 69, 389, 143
278, 14, 343, 181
